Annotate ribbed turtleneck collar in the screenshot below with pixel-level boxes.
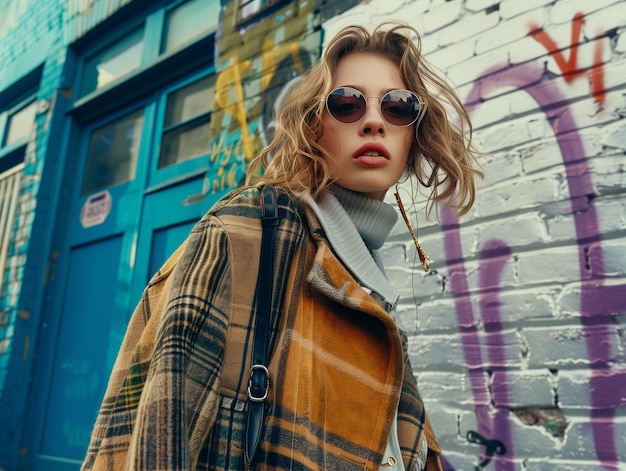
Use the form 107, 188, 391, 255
307, 185, 399, 310
330, 185, 398, 250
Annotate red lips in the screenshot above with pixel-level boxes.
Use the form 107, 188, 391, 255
353, 142, 390, 160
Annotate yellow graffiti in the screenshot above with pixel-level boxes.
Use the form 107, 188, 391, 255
214, 39, 309, 162
259, 39, 308, 93
208, 37, 311, 193
215, 58, 254, 160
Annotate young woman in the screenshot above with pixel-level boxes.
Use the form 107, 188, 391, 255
82, 22, 481, 471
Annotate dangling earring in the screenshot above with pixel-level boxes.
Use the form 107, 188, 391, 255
394, 189, 431, 272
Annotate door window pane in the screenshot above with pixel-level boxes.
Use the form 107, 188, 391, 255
162, 0, 218, 54
80, 28, 144, 98
5, 100, 37, 147
82, 109, 144, 196
0, 164, 23, 294
158, 75, 214, 169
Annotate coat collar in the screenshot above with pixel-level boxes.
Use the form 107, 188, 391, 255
306, 192, 399, 312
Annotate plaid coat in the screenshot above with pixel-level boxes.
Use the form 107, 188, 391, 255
81, 186, 442, 471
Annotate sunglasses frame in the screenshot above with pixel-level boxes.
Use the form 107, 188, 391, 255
325, 86, 424, 127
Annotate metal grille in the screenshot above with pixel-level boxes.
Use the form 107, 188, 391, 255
0, 164, 24, 292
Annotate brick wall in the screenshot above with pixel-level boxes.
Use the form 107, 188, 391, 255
0, 2, 65, 452
209, 0, 321, 192
323, 0, 626, 469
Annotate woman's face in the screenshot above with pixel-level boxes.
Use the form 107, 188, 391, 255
318, 52, 415, 200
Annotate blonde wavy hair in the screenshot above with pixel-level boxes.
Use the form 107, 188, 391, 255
246, 22, 483, 215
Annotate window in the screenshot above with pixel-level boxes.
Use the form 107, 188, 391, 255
237, 0, 288, 24
161, 0, 219, 54
158, 75, 215, 169
81, 109, 144, 196
79, 27, 145, 98
72, 1, 220, 192
4, 100, 37, 147
0, 80, 37, 288
0, 163, 23, 292
75, 0, 219, 102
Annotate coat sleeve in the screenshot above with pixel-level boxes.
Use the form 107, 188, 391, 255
125, 215, 233, 470
81, 212, 234, 471
397, 339, 443, 471
423, 412, 443, 471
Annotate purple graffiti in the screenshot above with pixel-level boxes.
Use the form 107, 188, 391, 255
440, 63, 626, 469
477, 239, 514, 469
440, 221, 515, 469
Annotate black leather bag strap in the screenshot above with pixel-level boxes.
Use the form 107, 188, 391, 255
245, 185, 281, 466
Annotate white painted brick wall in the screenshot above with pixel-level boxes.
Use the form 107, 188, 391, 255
500, 0, 555, 19
548, 0, 622, 24
476, 12, 548, 56
420, 1, 464, 35
325, 0, 626, 468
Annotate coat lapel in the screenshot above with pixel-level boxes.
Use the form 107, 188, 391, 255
299, 205, 433, 470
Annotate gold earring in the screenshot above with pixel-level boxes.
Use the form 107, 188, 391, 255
394, 191, 431, 272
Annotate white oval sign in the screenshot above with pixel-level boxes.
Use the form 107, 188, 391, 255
80, 191, 112, 228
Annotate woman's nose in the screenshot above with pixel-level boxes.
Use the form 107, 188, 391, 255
359, 100, 386, 135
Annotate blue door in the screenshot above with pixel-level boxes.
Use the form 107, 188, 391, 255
24, 70, 229, 470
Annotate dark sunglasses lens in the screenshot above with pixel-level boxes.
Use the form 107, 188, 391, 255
381, 90, 420, 126
326, 88, 366, 123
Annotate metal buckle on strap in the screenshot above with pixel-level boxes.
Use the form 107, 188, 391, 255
247, 364, 270, 402
369, 291, 396, 313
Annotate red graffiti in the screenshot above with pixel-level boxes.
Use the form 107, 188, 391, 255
529, 12, 606, 109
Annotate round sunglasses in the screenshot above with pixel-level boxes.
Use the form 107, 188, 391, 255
325, 86, 423, 127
